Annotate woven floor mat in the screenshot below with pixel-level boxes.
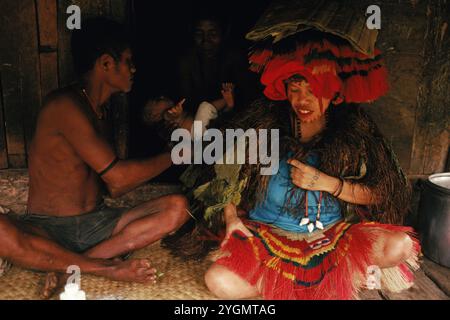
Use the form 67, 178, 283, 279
0, 241, 217, 300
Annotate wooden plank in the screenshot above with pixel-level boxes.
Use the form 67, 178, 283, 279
36, 0, 58, 46
0, 3, 27, 168
36, 0, 59, 98
422, 258, 450, 297
16, 1, 42, 156
410, 0, 450, 175
0, 0, 42, 168
358, 289, 384, 300
0, 61, 27, 168
57, 0, 76, 87
421, 130, 449, 173
381, 270, 449, 300
367, 0, 428, 175
0, 74, 8, 169
39, 52, 59, 98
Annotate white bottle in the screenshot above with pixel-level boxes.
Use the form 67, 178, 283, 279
60, 283, 86, 300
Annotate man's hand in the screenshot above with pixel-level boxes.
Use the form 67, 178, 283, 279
287, 159, 339, 193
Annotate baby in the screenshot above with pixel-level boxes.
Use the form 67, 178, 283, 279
142, 83, 235, 137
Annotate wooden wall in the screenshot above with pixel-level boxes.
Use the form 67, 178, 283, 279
356, 0, 449, 176
409, 0, 450, 175
0, 0, 129, 169
0, 0, 448, 175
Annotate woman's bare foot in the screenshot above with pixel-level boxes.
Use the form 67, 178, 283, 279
40, 258, 157, 299
221, 83, 235, 110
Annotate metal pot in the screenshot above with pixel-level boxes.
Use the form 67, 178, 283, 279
418, 173, 450, 268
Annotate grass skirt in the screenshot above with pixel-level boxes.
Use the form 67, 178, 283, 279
215, 220, 420, 300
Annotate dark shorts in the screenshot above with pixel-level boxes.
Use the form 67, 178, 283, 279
8, 204, 127, 253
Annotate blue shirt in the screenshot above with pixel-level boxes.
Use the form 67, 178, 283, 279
249, 153, 343, 232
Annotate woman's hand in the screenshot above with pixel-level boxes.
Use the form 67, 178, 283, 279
287, 158, 339, 193
221, 203, 253, 248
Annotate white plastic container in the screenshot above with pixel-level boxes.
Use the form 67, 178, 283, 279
60, 283, 86, 300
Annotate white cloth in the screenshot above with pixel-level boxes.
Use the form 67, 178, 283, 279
190, 101, 219, 139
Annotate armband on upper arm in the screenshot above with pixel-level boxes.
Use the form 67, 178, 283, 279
98, 156, 120, 177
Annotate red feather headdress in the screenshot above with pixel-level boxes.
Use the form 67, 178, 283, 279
250, 31, 389, 104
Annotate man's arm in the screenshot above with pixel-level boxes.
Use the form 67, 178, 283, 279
101, 153, 172, 198
54, 98, 172, 198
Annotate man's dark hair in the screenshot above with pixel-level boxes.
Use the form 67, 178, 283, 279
71, 17, 130, 76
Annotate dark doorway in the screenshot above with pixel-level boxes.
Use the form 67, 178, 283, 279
127, 0, 271, 181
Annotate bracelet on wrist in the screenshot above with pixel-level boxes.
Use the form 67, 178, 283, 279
332, 177, 344, 197
331, 178, 341, 195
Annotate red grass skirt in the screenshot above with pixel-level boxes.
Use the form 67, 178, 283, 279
215, 220, 420, 300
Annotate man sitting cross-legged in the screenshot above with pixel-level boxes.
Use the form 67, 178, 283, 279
3, 17, 189, 298
0, 215, 161, 291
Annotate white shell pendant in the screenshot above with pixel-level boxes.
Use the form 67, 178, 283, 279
315, 220, 324, 230
300, 217, 310, 226
307, 222, 315, 233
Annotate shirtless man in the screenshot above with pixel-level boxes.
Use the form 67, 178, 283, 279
2, 17, 189, 297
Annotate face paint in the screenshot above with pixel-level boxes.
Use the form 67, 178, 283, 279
287, 80, 331, 123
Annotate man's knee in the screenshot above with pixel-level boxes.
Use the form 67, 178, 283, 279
0, 217, 26, 258
164, 194, 190, 230
166, 194, 188, 210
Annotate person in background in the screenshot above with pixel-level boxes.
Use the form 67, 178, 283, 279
142, 82, 235, 139
176, 12, 257, 116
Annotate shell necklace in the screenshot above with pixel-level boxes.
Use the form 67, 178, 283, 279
82, 89, 105, 120
293, 113, 324, 233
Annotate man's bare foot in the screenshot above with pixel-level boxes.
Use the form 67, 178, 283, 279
221, 83, 235, 110
41, 272, 67, 299
111, 252, 132, 262
41, 258, 157, 299
107, 258, 157, 284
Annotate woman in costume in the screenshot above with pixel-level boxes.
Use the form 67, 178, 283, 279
163, 30, 420, 300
